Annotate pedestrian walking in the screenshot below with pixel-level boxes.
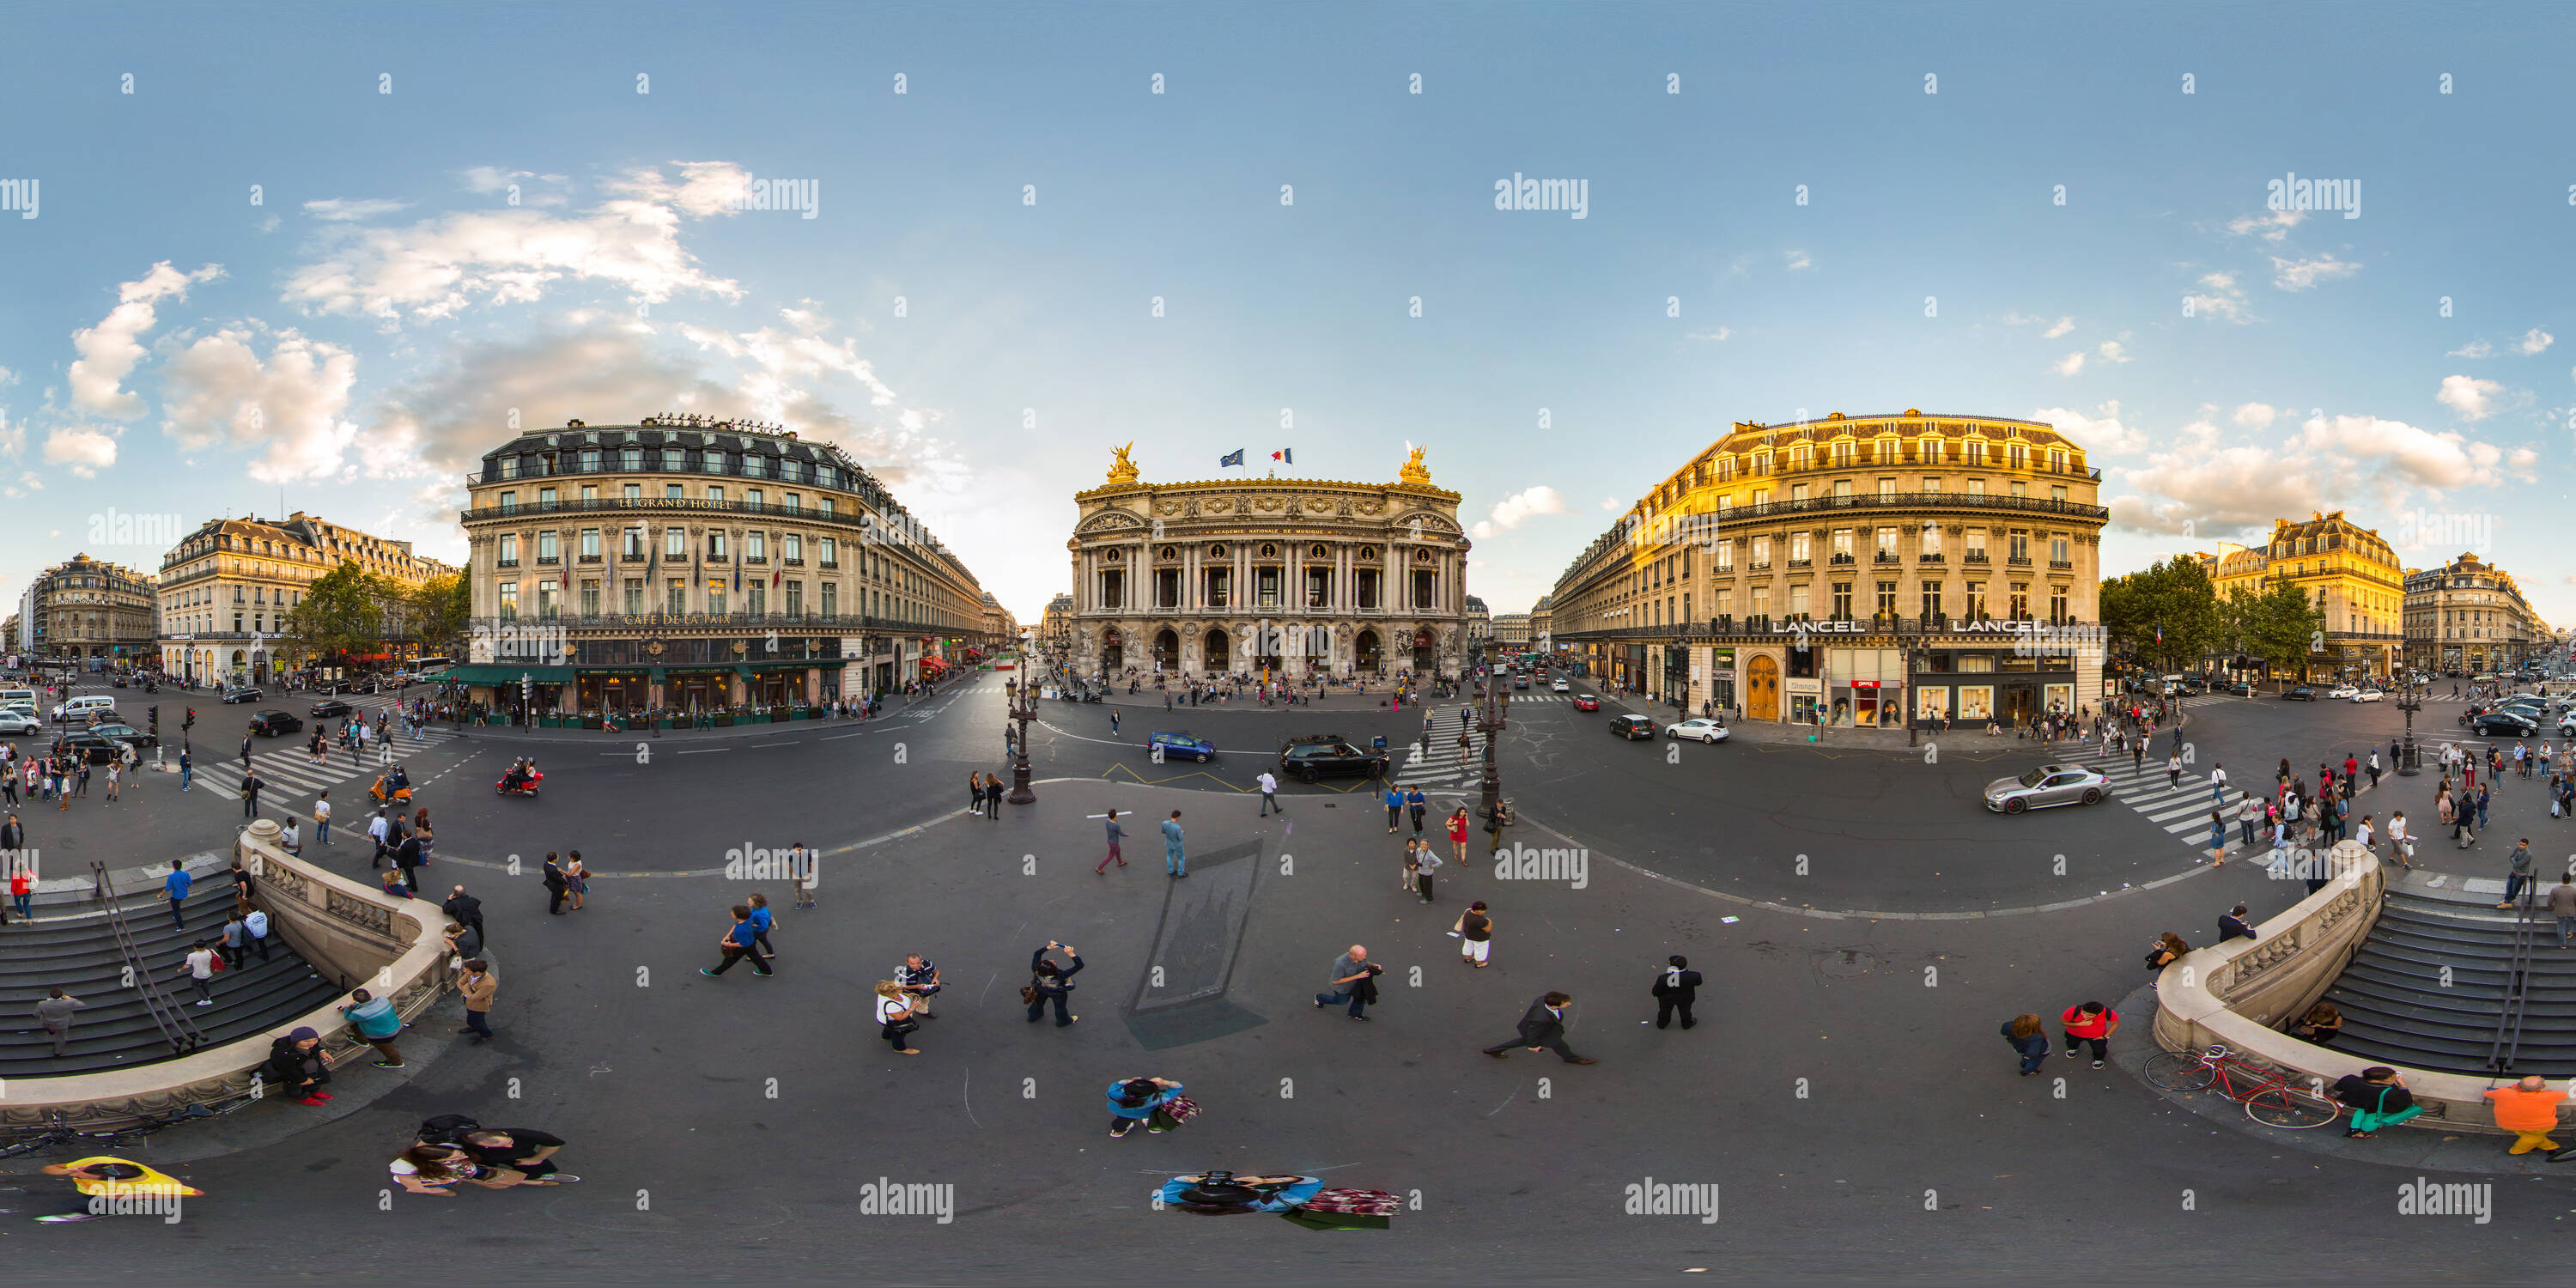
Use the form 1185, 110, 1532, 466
2549, 878, 2576, 947
2059, 1000, 2117, 1068
2209, 762, 2227, 804
2208, 808, 2225, 860
2484, 1075, 2567, 1155
1025, 940, 1082, 1026
564, 850, 590, 911
543, 854, 569, 915
2002, 1013, 2050, 1076
1109, 709, 1120, 736
873, 981, 922, 1054
1257, 770, 1282, 817
175, 939, 219, 1005
1448, 806, 1471, 865
341, 987, 407, 1067
313, 791, 331, 846
1105, 1076, 1188, 1138
2334, 1066, 2423, 1139
1097, 809, 1128, 874
1313, 945, 1379, 1019
1161, 809, 1187, 878
1480, 991, 1595, 1063
746, 893, 776, 956
700, 907, 773, 978
1414, 843, 1443, 903
36, 987, 83, 1056
164, 860, 191, 932
104, 760, 118, 802
218, 911, 248, 970
2166, 751, 2182, 791
1457, 900, 1492, 966
2367, 750, 2382, 788
240, 769, 263, 819
1652, 956, 1702, 1030
239, 732, 251, 771
1406, 787, 1429, 835
458, 959, 498, 1042
368, 809, 392, 867
896, 953, 940, 1017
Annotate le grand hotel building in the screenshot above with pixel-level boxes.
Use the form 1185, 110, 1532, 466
1551, 411, 2109, 729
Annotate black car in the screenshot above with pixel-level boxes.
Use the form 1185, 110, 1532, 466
2223, 682, 2257, 697
1278, 734, 1389, 783
247, 710, 304, 737
2281, 687, 2318, 701
86, 722, 158, 749
310, 699, 354, 719
2472, 711, 2541, 738
52, 731, 138, 763
220, 687, 264, 704
1608, 714, 1658, 739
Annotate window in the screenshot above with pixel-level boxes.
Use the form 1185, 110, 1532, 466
580, 580, 599, 616
1921, 581, 1944, 620
623, 483, 642, 503
538, 579, 559, 619
1876, 580, 1898, 617
748, 583, 767, 616
1790, 532, 1812, 563
2050, 536, 2070, 565
2010, 480, 2026, 498
2051, 484, 2068, 502
1751, 585, 1770, 618
783, 533, 804, 563
2009, 583, 2031, 619
499, 490, 519, 514
1966, 581, 1988, 619
785, 581, 804, 617
623, 579, 644, 614
1875, 527, 1899, 560
581, 484, 598, 504
1789, 584, 1810, 617
1714, 539, 1734, 571
498, 581, 519, 618
498, 535, 519, 566
535, 531, 559, 563
1790, 483, 1810, 503
621, 447, 642, 471
708, 586, 726, 616
666, 580, 687, 614
1967, 478, 1984, 496
580, 448, 600, 472
744, 455, 769, 478
665, 527, 687, 558
538, 486, 558, 509
2008, 532, 2030, 562
1919, 522, 1942, 556
747, 532, 767, 560
2050, 586, 2069, 623
1879, 477, 1896, 499
819, 537, 837, 567
1751, 536, 1771, 568
623, 527, 644, 559
580, 528, 601, 559
1965, 529, 1988, 561
821, 583, 837, 618
1831, 581, 1853, 618
784, 493, 800, 513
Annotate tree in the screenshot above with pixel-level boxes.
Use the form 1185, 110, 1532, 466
2100, 556, 2222, 675
403, 572, 470, 659
2237, 576, 2325, 684
279, 561, 386, 668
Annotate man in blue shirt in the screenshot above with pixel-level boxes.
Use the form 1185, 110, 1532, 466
1384, 787, 1404, 835
164, 860, 191, 930
1406, 787, 1429, 836
1160, 810, 1187, 878
699, 904, 773, 976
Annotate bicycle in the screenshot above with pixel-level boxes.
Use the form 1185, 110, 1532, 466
2141, 1043, 2340, 1128
0, 1089, 261, 1160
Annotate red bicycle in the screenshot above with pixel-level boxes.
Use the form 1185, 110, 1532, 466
2141, 1044, 2339, 1128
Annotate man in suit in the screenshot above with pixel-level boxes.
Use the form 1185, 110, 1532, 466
1481, 991, 1595, 1063
1651, 955, 1704, 1031
2217, 903, 2257, 944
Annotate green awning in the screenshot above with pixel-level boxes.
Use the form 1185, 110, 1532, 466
447, 665, 579, 683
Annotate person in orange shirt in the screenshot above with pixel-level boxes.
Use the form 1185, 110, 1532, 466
2060, 1001, 2119, 1069
2484, 1074, 2567, 1155
34, 1157, 203, 1223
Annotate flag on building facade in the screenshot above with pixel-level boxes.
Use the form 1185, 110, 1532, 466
1219, 449, 1245, 468
1271, 448, 1292, 465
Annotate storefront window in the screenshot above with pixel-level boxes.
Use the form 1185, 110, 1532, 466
2045, 682, 2074, 714
1789, 693, 1820, 725
1957, 684, 1993, 721
1917, 686, 1951, 722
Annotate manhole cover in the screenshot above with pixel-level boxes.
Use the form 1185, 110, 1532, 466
1817, 947, 1880, 978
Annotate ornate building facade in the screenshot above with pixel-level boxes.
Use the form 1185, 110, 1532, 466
29, 553, 158, 662
1066, 447, 1470, 680
2403, 551, 2549, 675
157, 517, 448, 682
1550, 410, 2110, 728
2203, 512, 2405, 680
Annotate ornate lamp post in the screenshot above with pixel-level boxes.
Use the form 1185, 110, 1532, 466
2395, 671, 2424, 776
1005, 677, 1036, 804
1476, 680, 1510, 849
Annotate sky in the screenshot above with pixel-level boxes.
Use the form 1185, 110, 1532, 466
2, 2, 2570, 627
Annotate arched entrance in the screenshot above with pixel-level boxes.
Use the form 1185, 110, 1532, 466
1152, 629, 1179, 671
1411, 628, 1435, 672
1202, 628, 1230, 672
1355, 629, 1381, 671
1747, 653, 1780, 721
1100, 629, 1124, 672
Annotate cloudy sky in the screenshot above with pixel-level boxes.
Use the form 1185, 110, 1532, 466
2, 3, 2568, 625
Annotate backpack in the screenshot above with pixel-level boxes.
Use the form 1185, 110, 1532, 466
417, 1114, 482, 1145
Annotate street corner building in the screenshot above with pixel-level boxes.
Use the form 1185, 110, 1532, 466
156, 516, 453, 683
452, 416, 999, 726
2199, 511, 2409, 682
1066, 445, 1471, 681
1549, 410, 2111, 729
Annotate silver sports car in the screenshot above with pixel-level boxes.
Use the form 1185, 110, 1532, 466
1984, 764, 2116, 813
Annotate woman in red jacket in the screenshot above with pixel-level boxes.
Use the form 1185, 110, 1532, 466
1446, 808, 1470, 865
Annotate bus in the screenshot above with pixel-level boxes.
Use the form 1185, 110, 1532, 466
408, 657, 455, 682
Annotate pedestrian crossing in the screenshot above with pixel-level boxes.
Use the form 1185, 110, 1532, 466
2045, 744, 2394, 856
183, 727, 465, 805
1394, 734, 1485, 787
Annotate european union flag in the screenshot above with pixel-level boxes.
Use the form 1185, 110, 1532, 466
1219, 448, 1245, 468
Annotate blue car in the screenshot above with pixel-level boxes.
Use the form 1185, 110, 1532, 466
1149, 731, 1217, 763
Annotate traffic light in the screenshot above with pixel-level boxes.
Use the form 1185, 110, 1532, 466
184, 708, 196, 731
149, 706, 159, 734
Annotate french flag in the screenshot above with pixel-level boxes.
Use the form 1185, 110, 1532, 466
1271, 448, 1292, 465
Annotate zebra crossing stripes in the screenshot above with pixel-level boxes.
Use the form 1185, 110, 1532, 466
1394, 737, 1481, 787
188, 729, 461, 803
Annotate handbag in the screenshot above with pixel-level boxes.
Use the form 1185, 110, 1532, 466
1160, 1094, 1200, 1124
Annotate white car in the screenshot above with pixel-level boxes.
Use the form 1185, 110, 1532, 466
0, 711, 39, 737
2560, 713, 2576, 738
1665, 718, 1731, 744
2326, 686, 2360, 700
1551, 679, 1570, 692
2348, 689, 2383, 703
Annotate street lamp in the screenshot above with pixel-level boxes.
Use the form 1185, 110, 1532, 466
2395, 672, 2425, 776
1476, 678, 1510, 849
1005, 677, 1036, 804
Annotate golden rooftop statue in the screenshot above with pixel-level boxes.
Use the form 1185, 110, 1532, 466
1400, 446, 1431, 487
1106, 441, 1139, 485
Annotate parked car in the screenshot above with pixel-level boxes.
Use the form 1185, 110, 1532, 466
220, 687, 264, 704
247, 710, 304, 737
1983, 764, 2116, 813
1571, 695, 1601, 712
1607, 714, 1658, 740
1665, 718, 1730, 744
310, 698, 354, 719
2281, 687, 2319, 702
1147, 730, 1218, 763
1278, 734, 1388, 783
2470, 711, 2541, 738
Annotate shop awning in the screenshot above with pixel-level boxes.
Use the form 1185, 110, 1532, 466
447, 665, 580, 684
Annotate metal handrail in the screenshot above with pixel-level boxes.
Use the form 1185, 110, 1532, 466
91, 860, 206, 1056
2488, 878, 2542, 1072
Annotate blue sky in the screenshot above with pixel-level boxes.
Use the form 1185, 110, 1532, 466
3, 2, 2569, 625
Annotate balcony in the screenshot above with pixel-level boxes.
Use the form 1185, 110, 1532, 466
2050, 560, 2074, 570
578, 554, 603, 564
1827, 553, 1856, 566
1787, 558, 1813, 569
537, 555, 561, 565
745, 556, 769, 565
1874, 552, 1900, 564
1917, 552, 1945, 563
1749, 561, 1773, 572
496, 558, 520, 568
2007, 556, 2033, 567
1963, 552, 1990, 565
783, 557, 805, 567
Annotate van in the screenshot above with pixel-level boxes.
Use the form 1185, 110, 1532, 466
0, 688, 34, 710
53, 694, 117, 722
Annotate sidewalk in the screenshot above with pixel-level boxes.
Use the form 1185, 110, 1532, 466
405, 690, 951, 744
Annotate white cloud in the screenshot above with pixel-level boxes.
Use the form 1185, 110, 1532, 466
2512, 328, 2554, 355
281, 165, 747, 323
1684, 328, 1732, 342
67, 261, 225, 418
2448, 338, 2495, 359
1470, 486, 1569, 538
2269, 253, 2361, 291
2436, 374, 2503, 420
1783, 250, 1812, 271
159, 325, 362, 483
460, 167, 534, 194
2096, 340, 2132, 363
2225, 210, 2306, 244
303, 197, 414, 222
43, 426, 118, 477
2184, 271, 2251, 323
1600, 496, 1622, 512
2054, 351, 2087, 376
2105, 407, 2531, 538
2031, 401, 2147, 455
2232, 403, 2278, 429
2044, 316, 2075, 339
